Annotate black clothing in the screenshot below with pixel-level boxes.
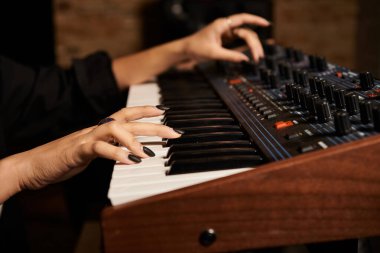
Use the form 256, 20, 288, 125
0, 51, 127, 157
0, 52, 127, 252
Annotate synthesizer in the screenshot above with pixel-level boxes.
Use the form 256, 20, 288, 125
102, 44, 380, 253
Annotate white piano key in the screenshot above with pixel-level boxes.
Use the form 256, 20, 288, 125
136, 136, 163, 142
109, 168, 251, 205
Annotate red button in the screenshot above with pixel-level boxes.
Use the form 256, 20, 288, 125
274, 121, 294, 130
336, 71, 343, 78
229, 78, 242, 85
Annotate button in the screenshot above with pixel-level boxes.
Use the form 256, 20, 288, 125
229, 78, 242, 85
266, 114, 278, 119
298, 145, 315, 153
262, 110, 273, 116
285, 132, 302, 140
274, 121, 294, 130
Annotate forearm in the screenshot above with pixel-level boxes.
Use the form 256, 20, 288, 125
112, 37, 190, 88
0, 155, 24, 203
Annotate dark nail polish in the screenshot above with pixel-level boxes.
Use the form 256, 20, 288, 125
156, 105, 170, 111
143, 146, 155, 157
128, 154, 142, 163
174, 129, 185, 135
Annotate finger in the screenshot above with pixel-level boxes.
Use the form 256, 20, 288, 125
110, 105, 167, 122
233, 28, 264, 63
227, 13, 270, 29
86, 141, 141, 165
209, 46, 250, 62
123, 122, 183, 138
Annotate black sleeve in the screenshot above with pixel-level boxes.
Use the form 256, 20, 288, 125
0, 52, 128, 154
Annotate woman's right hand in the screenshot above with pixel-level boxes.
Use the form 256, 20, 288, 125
0, 105, 180, 202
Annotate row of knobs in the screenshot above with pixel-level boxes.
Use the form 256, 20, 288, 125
285, 81, 380, 135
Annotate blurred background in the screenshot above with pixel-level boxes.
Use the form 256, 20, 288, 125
0, 0, 379, 253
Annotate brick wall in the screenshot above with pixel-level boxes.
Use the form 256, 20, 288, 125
54, 0, 360, 69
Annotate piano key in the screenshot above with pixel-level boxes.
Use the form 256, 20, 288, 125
165, 132, 246, 146
168, 155, 264, 175
166, 117, 236, 128
167, 140, 254, 154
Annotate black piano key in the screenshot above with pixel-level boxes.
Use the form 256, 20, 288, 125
163, 113, 231, 123
167, 140, 254, 155
163, 98, 222, 106
165, 132, 245, 146
164, 108, 229, 116
163, 103, 224, 111
166, 117, 235, 128
177, 125, 241, 134
166, 147, 258, 166
167, 155, 264, 175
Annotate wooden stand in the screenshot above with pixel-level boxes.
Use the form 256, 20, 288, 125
102, 135, 380, 253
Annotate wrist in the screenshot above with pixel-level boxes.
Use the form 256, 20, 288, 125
0, 155, 24, 203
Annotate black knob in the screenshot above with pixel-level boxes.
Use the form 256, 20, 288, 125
264, 44, 277, 56
297, 70, 308, 87
316, 100, 332, 123
268, 72, 280, 89
241, 61, 257, 76
199, 229, 217, 247
292, 69, 299, 84
309, 77, 318, 94
359, 72, 375, 90
334, 111, 352, 136
373, 106, 380, 132
259, 68, 270, 84
333, 88, 346, 109
292, 85, 302, 104
285, 83, 295, 100
306, 94, 319, 115
293, 49, 304, 62
285, 47, 295, 60
344, 93, 360, 115
299, 90, 308, 109
324, 83, 335, 103
265, 57, 277, 71
309, 55, 317, 70
359, 100, 373, 124
316, 57, 328, 72
316, 78, 326, 98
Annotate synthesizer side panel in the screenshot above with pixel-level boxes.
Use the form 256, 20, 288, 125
199, 44, 380, 161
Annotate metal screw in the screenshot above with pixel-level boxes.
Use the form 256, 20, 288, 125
199, 228, 216, 247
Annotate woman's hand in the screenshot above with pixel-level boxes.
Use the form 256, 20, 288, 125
0, 106, 180, 202
183, 13, 270, 63
113, 13, 269, 88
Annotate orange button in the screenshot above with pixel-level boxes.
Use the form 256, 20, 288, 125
274, 121, 294, 130
229, 78, 242, 85
336, 71, 343, 78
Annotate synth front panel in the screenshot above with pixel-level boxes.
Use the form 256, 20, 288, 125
161, 44, 380, 167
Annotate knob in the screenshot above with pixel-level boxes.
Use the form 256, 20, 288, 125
292, 69, 299, 84
268, 72, 280, 89
333, 88, 346, 109
373, 106, 380, 132
259, 68, 270, 84
316, 100, 332, 123
334, 111, 352, 135
309, 55, 317, 70
241, 61, 257, 76
285, 47, 295, 60
297, 70, 308, 87
316, 57, 328, 72
306, 94, 319, 115
324, 83, 335, 103
292, 85, 302, 104
344, 93, 359, 115
309, 77, 318, 94
359, 100, 373, 124
265, 57, 277, 71
316, 78, 327, 98
285, 83, 295, 100
359, 72, 375, 90
278, 63, 291, 80
293, 50, 304, 62
264, 44, 277, 56
299, 90, 308, 109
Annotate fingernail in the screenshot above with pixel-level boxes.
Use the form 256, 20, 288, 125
174, 129, 185, 135
156, 105, 170, 111
128, 154, 142, 163
143, 146, 155, 157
